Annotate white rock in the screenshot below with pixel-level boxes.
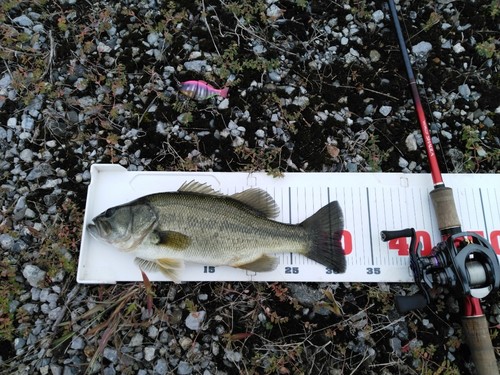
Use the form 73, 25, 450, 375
7, 117, 17, 128
97, 42, 112, 53
22, 265, 46, 288
458, 84, 471, 98
186, 311, 206, 331
412, 41, 432, 55
453, 43, 465, 54
405, 133, 418, 151
372, 10, 384, 23
379, 106, 392, 116
147, 32, 159, 46
144, 346, 156, 362
218, 98, 229, 110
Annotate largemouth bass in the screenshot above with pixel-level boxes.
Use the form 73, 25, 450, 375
88, 181, 345, 281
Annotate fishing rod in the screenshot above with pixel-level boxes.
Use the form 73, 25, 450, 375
381, 1, 500, 374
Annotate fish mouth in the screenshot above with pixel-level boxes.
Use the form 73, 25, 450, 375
87, 223, 100, 239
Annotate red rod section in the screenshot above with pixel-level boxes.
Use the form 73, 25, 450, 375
388, 1, 444, 187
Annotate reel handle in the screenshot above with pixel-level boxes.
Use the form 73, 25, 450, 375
380, 229, 414, 242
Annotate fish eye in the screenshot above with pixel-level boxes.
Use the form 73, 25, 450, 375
104, 208, 116, 218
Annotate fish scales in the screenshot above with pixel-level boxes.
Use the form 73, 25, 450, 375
143, 192, 310, 265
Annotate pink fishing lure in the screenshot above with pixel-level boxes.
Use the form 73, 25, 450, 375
179, 80, 229, 101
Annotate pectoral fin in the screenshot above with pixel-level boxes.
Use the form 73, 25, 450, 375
151, 230, 191, 250
235, 254, 279, 272
134, 257, 184, 282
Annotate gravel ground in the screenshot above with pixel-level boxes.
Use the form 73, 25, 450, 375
1, 0, 499, 374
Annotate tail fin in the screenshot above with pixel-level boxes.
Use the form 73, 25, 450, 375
219, 87, 229, 98
301, 201, 345, 273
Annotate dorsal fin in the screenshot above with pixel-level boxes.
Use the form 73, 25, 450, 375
178, 181, 222, 196
231, 189, 280, 219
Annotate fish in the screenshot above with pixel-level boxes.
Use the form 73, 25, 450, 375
87, 181, 345, 281
179, 80, 229, 101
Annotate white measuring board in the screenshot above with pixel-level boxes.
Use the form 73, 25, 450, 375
77, 164, 500, 284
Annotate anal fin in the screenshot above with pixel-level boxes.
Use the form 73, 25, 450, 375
235, 254, 279, 272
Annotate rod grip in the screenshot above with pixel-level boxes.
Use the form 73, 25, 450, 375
462, 315, 500, 375
429, 187, 461, 231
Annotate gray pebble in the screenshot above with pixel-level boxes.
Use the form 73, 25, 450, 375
154, 359, 169, 375
184, 60, 208, 73
0, 233, 15, 250
346, 162, 358, 172
48, 306, 62, 320
148, 325, 159, 339
70, 336, 85, 350
412, 41, 432, 55
129, 332, 144, 346
26, 163, 54, 181
458, 84, 471, 98
13, 15, 34, 27
398, 157, 409, 169
13, 196, 27, 221
268, 71, 281, 82
22, 264, 46, 287
21, 114, 35, 132
20, 149, 34, 163
14, 337, 26, 350
177, 361, 193, 375
103, 347, 118, 363
369, 50, 381, 62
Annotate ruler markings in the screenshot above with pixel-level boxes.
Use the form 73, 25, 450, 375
479, 188, 489, 236
366, 187, 374, 265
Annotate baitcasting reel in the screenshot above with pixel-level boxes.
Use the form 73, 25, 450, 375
380, 229, 500, 313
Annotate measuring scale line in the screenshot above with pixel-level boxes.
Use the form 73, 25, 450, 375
479, 189, 489, 237
366, 187, 375, 266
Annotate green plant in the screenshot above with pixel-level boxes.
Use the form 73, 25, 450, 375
475, 38, 498, 59
0, 258, 22, 341
461, 125, 499, 172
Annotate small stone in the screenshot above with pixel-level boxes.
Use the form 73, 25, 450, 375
405, 133, 418, 151
340, 37, 349, 45
129, 333, 143, 347
13, 15, 34, 27
0, 234, 15, 250
70, 336, 85, 350
218, 98, 229, 110
154, 359, 168, 375
255, 129, 265, 138
379, 106, 392, 116
147, 32, 159, 46
453, 43, 465, 54
148, 326, 159, 339
369, 50, 381, 62
103, 347, 118, 363
21, 114, 35, 132
399, 157, 409, 168
177, 361, 193, 375
412, 41, 432, 55
179, 337, 193, 351
372, 10, 384, 23
13, 196, 27, 221
26, 163, 53, 181
185, 311, 206, 331
144, 346, 156, 362
22, 264, 46, 287
20, 149, 34, 163
268, 71, 281, 82
458, 84, 471, 98
225, 349, 242, 362
97, 42, 112, 53
184, 60, 208, 73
